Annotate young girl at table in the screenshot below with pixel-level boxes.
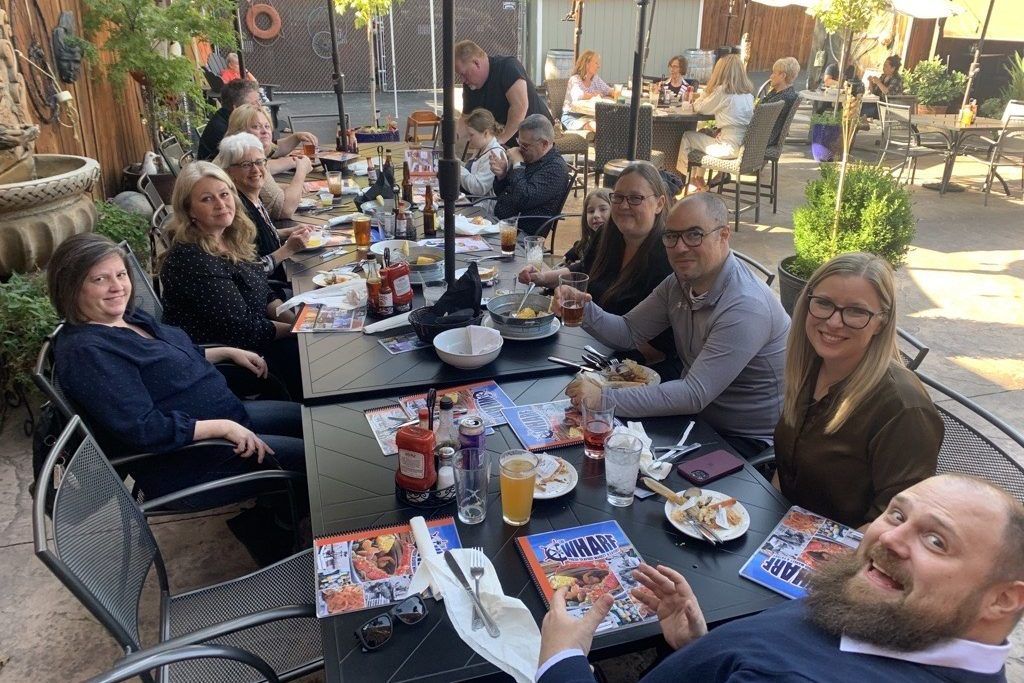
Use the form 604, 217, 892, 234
677, 54, 754, 191
459, 108, 506, 214
562, 188, 611, 266
773, 253, 942, 529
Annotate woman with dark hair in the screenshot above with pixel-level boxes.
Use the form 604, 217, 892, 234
46, 232, 306, 508
664, 55, 694, 99
864, 55, 904, 119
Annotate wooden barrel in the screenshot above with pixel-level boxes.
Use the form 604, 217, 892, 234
684, 49, 716, 84
544, 49, 575, 82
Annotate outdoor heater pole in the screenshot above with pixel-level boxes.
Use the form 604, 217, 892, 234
627, 0, 649, 161
235, 9, 247, 76
573, 0, 584, 64
440, 0, 457, 284
326, 0, 348, 148
960, 0, 996, 110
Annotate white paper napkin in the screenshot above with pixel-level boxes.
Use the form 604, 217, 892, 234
275, 280, 367, 317
613, 422, 671, 480
454, 214, 499, 236
362, 311, 412, 334
408, 518, 540, 683
325, 212, 366, 227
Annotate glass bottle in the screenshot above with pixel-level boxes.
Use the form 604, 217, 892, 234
434, 396, 460, 450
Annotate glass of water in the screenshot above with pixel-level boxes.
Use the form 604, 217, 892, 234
454, 448, 490, 525
524, 236, 545, 270
604, 433, 643, 507
422, 280, 448, 306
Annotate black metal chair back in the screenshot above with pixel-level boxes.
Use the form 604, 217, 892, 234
33, 416, 169, 653
896, 328, 928, 370
158, 135, 191, 177
594, 102, 654, 173
915, 372, 1024, 504
150, 204, 173, 266
120, 241, 163, 320
34, 326, 75, 420
733, 251, 775, 286
545, 77, 569, 121
137, 174, 165, 214
85, 644, 281, 683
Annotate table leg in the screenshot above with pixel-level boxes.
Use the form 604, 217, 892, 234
922, 131, 965, 193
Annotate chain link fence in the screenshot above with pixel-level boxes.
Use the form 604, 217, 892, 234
240, 0, 523, 93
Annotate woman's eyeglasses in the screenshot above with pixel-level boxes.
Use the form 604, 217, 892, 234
609, 192, 653, 206
354, 595, 428, 652
231, 159, 268, 170
806, 295, 882, 329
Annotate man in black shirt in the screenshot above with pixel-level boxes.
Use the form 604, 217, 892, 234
197, 80, 261, 160
455, 40, 551, 146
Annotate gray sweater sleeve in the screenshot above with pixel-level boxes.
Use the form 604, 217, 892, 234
590, 285, 775, 419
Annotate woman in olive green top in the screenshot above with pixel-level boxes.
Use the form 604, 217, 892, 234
773, 253, 942, 529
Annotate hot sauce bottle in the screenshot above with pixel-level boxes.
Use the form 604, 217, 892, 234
395, 425, 437, 492
366, 260, 381, 316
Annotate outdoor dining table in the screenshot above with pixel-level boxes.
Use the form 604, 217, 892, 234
911, 114, 1022, 195
303, 373, 790, 683
797, 88, 879, 105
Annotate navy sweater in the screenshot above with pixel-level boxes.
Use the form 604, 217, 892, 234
54, 310, 249, 454
540, 600, 1005, 683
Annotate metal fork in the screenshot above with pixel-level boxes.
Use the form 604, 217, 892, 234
470, 547, 485, 631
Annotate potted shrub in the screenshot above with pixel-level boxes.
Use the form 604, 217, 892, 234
903, 57, 968, 115
94, 200, 152, 269
778, 163, 915, 313
809, 110, 843, 162
333, 0, 404, 136
0, 272, 58, 429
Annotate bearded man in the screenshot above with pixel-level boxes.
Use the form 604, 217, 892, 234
536, 474, 1024, 682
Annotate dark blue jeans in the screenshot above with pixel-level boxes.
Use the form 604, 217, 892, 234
126, 400, 307, 510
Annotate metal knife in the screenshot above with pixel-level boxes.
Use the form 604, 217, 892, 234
444, 551, 500, 638
547, 356, 598, 373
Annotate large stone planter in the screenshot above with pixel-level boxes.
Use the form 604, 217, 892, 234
0, 154, 100, 280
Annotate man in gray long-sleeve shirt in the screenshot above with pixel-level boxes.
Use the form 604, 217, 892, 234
566, 193, 790, 455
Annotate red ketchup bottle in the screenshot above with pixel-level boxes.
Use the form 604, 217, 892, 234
395, 425, 437, 493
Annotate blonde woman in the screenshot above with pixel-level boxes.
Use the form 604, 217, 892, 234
226, 104, 313, 219
460, 108, 506, 213
561, 50, 611, 132
678, 54, 754, 191
773, 253, 942, 528
160, 162, 301, 396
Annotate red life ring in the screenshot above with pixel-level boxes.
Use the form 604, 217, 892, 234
246, 4, 281, 40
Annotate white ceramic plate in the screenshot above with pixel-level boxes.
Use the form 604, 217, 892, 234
664, 488, 750, 542
312, 272, 359, 288
369, 239, 416, 257
296, 198, 318, 211
534, 455, 578, 500
482, 315, 561, 341
454, 266, 500, 285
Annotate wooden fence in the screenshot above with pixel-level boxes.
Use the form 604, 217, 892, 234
699, 0, 816, 73
5, 0, 150, 197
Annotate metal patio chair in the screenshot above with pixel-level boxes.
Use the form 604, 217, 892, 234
762, 94, 803, 213
121, 240, 163, 319
85, 643, 282, 683
896, 328, 929, 371
138, 174, 166, 214
972, 104, 1024, 205
876, 101, 946, 185
593, 102, 664, 186
158, 135, 194, 177
545, 76, 590, 197
733, 251, 775, 286
33, 417, 322, 683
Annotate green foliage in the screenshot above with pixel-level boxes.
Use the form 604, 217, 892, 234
810, 0, 887, 36
332, 0, 400, 28
791, 164, 916, 280
81, 0, 238, 147
980, 97, 1006, 119
810, 110, 842, 126
1000, 52, 1024, 105
904, 57, 968, 107
0, 272, 58, 400
94, 201, 151, 269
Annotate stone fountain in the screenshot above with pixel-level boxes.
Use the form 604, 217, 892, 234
0, 7, 99, 280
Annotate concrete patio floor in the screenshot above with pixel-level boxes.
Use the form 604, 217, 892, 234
1, 101, 1022, 682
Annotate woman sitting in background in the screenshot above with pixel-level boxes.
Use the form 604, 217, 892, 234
47, 233, 305, 507
864, 55, 904, 119
215, 132, 312, 286
459, 108, 506, 213
677, 54, 754, 192
226, 104, 313, 219
519, 162, 673, 360
760, 57, 801, 147
663, 55, 694, 100
563, 188, 611, 266
561, 50, 611, 132
160, 161, 301, 398
774, 253, 942, 529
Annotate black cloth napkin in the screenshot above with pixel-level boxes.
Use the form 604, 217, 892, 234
357, 171, 396, 205
417, 261, 483, 325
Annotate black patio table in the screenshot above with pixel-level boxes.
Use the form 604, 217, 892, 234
303, 374, 790, 683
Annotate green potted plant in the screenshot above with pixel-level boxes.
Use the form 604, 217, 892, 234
94, 200, 152, 269
777, 163, 916, 313
0, 272, 58, 428
979, 51, 1024, 119
810, 110, 842, 162
903, 57, 968, 115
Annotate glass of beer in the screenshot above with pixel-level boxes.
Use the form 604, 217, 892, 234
326, 170, 344, 196
303, 141, 317, 159
353, 216, 372, 247
582, 395, 614, 459
557, 273, 589, 327
499, 449, 538, 526
499, 218, 518, 257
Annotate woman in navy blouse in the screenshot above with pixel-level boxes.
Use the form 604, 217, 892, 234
47, 233, 306, 508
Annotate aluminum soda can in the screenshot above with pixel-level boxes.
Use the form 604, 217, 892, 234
458, 416, 486, 451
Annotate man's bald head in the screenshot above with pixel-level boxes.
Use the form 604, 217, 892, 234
668, 192, 728, 230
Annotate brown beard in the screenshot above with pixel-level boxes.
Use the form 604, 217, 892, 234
805, 548, 981, 652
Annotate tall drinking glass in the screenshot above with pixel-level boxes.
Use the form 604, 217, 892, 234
499, 218, 518, 257
499, 450, 537, 526
353, 216, 372, 247
558, 273, 589, 327
582, 395, 614, 459
454, 448, 490, 525
604, 433, 643, 506
326, 170, 344, 196
524, 236, 545, 270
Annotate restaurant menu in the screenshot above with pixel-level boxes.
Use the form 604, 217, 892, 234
314, 517, 461, 618
405, 148, 439, 177
739, 506, 862, 599
291, 304, 366, 333
399, 380, 515, 428
517, 520, 656, 634
502, 399, 584, 451
364, 405, 408, 456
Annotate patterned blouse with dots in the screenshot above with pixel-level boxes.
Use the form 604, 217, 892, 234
160, 242, 277, 351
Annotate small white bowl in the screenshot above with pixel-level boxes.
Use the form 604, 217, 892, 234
432, 325, 503, 369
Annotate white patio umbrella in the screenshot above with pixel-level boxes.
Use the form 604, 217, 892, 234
742, 0, 963, 23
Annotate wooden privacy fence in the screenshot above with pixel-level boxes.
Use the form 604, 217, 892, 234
699, 0, 816, 72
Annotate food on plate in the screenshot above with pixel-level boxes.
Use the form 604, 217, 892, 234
512, 307, 539, 319
319, 271, 352, 285
535, 457, 571, 492
376, 196, 385, 206
670, 494, 741, 530
469, 216, 488, 225
602, 359, 651, 384
478, 266, 497, 280
415, 256, 438, 265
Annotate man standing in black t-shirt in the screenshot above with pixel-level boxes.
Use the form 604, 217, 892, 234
455, 40, 552, 146
197, 80, 262, 160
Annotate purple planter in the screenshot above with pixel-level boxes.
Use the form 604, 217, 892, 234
355, 129, 400, 143
810, 123, 841, 162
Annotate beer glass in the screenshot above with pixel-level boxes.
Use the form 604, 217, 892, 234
499, 450, 538, 526
557, 273, 589, 327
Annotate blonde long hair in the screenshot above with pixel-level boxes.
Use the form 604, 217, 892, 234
164, 161, 257, 265
782, 253, 900, 434
704, 54, 753, 95
572, 50, 599, 79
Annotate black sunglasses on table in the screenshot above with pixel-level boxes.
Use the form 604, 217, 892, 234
355, 594, 428, 652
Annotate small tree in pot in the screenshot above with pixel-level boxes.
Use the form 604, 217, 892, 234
904, 57, 968, 115
777, 163, 915, 313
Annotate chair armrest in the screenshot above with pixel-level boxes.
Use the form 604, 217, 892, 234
86, 644, 281, 683
139, 469, 305, 512
108, 439, 235, 467
747, 446, 776, 469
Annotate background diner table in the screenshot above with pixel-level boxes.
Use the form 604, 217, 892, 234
910, 114, 1024, 195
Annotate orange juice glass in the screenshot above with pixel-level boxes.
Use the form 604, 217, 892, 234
499, 450, 538, 526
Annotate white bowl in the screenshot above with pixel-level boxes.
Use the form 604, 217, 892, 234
432, 325, 503, 369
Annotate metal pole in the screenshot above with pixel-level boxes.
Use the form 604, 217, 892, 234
326, 0, 347, 147
429, 0, 438, 112
737, 0, 750, 40
235, 9, 247, 76
960, 0, 996, 110
389, 8, 399, 120
642, 0, 657, 71
572, 0, 584, 64
440, 0, 457, 284
627, 0, 649, 161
